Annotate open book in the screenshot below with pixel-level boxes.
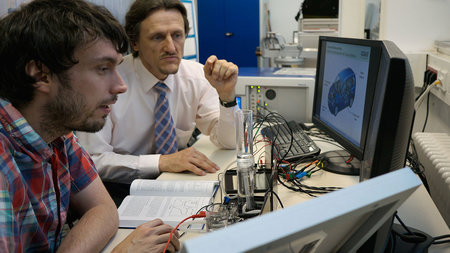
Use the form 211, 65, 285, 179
118, 179, 219, 228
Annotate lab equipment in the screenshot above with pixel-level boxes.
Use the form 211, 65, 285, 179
235, 109, 255, 210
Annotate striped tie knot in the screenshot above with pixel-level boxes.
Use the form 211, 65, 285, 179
154, 82, 169, 94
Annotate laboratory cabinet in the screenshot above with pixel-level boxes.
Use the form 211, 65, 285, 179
197, 0, 260, 67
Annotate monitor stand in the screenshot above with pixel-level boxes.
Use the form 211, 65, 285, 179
320, 149, 360, 176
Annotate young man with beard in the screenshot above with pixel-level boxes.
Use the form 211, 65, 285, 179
0, 0, 179, 252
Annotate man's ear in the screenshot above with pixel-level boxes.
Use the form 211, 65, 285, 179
132, 41, 139, 53
25, 60, 51, 93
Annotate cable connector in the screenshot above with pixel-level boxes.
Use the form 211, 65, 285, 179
415, 79, 441, 110
163, 211, 207, 253
192, 211, 207, 218
286, 171, 307, 180
285, 172, 294, 180
296, 171, 307, 179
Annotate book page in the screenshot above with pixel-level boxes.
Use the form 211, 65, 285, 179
129, 180, 219, 197
118, 195, 212, 228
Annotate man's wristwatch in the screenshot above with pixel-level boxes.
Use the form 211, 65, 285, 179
219, 97, 237, 108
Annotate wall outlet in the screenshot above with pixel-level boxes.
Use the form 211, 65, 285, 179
427, 53, 450, 106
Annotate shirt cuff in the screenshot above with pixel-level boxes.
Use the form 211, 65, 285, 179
220, 105, 239, 123
138, 154, 161, 179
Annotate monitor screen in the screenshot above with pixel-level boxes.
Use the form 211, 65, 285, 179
318, 41, 372, 149
312, 36, 415, 179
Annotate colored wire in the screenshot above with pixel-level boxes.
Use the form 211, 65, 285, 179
252, 108, 341, 197
162, 212, 207, 253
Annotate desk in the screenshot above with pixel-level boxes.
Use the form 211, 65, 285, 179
103, 135, 450, 252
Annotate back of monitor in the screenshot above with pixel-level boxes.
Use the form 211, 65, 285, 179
181, 167, 421, 253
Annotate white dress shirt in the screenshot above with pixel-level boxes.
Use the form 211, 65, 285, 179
77, 54, 237, 183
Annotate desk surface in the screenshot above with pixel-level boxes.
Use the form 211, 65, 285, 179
103, 135, 450, 252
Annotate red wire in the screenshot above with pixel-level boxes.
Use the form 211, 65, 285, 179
278, 160, 292, 180
162, 212, 206, 253
346, 155, 354, 163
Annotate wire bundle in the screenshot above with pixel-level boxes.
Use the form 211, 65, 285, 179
253, 109, 341, 198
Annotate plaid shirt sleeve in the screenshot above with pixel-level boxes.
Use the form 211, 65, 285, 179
0, 137, 25, 252
0, 173, 15, 252
65, 132, 98, 194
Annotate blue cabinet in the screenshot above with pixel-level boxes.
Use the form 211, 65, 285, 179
197, 0, 260, 67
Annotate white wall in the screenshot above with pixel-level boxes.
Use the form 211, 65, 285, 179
265, 0, 450, 52
338, 0, 365, 39
0, 0, 10, 18
87, 0, 134, 25
0, 0, 133, 25
266, 0, 302, 43
377, 0, 450, 134
379, 0, 450, 52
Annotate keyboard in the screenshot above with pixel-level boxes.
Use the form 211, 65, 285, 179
261, 121, 320, 161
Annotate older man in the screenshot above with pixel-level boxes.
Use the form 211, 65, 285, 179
77, 0, 239, 204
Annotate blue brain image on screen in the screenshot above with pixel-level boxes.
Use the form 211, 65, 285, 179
328, 68, 356, 116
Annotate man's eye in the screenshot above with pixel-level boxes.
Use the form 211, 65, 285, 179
98, 67, 109, 73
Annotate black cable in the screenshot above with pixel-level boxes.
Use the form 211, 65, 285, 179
260, 189, 285, 211
259, 109, 294, 163
422, 92, 431, 132
270, 190, 284, 209
254, 109, 340, 198
197, 202, 223, 213
395, 213, 413, 235
277, 176, 317, 197
406, 139, 430, 193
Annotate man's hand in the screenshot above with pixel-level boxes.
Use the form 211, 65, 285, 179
112, 219, 180, 253
203, 55, 238, 102
159, 147, 219, 175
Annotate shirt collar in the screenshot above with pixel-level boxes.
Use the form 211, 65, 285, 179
134, 55, 176, 93
0, 99, 53, 161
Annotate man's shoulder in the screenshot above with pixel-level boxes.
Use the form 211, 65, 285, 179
61, 132, 88, 156
119, 54, 135, 71
0, 131, 13, 162
117, 54, 137, 78
180, 58, 204, 68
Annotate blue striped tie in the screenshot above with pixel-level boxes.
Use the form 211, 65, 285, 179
154, 82, 178, 154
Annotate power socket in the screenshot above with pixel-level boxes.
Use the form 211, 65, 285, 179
424, 67, 437, 86
437, 69, 448, 92
427, 53, 450, 105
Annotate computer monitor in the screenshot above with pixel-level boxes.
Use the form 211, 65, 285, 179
181, 167, 421, 253
311, 36, 415, 180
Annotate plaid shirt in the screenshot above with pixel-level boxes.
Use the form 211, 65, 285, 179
0, 99, 98, 252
